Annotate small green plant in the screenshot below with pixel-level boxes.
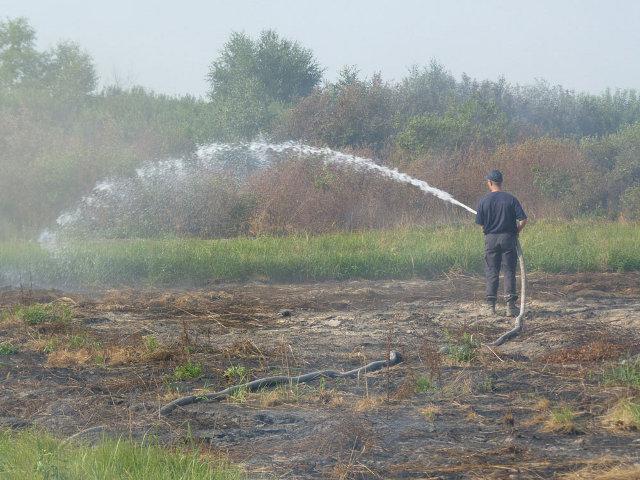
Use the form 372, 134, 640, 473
224, 365, 248, 383
42, 339, 58, 353
67, 334, 101, 350
445, 331, 480, 362
603, 359, 640, 388
478, 375, 495, 393
228, 386, 249, 404
144, 335, 159, 352
173, 361, 203, 381
415, 376, 435, 394
15, 303, 72, 325
543, 406, 580, 434
0, 342, 18, 355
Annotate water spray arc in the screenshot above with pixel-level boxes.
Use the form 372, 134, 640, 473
38, 141, 525, 345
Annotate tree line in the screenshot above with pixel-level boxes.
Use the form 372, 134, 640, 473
1, 18, 639, 239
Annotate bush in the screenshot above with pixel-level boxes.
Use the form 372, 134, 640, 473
620, 186, 640, 220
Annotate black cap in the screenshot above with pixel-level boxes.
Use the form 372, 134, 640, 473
485, 169, 503, 183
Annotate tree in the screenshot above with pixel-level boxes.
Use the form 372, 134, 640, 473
207, 30, 322, 140
0, 17, 96, 99
0, 17, 45, 90
44, 41, 97, 99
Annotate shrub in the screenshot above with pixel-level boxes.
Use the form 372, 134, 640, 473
620, 185, 640, 220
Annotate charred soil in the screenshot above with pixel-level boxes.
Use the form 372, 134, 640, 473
1, 272, 640, 479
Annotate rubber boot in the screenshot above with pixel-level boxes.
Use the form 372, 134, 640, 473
485, 302, 496, 317
506, 299, 519, 317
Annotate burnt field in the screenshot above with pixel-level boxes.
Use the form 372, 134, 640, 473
1, 273, 640, 479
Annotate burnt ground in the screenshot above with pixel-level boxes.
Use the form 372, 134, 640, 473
1, 272, 640, 479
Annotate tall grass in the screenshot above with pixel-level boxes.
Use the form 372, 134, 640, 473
0, 221, 638, 287
0, 429, 243, 480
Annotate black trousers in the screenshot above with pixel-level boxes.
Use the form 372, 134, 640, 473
484, 233, 518, 304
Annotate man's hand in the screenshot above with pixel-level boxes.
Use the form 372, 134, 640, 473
517, 219, 528, 234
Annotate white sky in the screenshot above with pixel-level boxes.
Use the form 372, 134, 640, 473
1, 0, 638, 97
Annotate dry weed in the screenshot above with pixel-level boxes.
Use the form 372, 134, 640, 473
562, 464, 640, 479
419, 404, 441, 420
602, 398, 640, 430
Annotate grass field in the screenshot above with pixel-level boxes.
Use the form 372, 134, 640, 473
1, 221, 639, 287
0, 429, 243, 480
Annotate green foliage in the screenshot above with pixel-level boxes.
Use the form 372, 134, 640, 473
531, 165, 573, 200
603, 359, 640, 388
397, 98, 512, 153
545, 406, 580, 433
415, 376, 435, 393
620, 185, 640, 220
0, 343, 18, 355
144, 336, 159, 352
444, 331, 480, 363
0, 429, 243, 479
207, 30, 322, 140
67, 334, 101, 350
280, 72, 395, 150
1, 222, 639, 286
174, 362, 204, 381
14, 303, 72, 325
224, 365, 248, 383
0, 17, 95, 97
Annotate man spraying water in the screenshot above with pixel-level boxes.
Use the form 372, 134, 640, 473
475, 170, 528, 317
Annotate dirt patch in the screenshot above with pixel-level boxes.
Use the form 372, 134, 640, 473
1, 272, 640, 478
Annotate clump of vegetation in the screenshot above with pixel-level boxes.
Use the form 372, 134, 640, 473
228, 386, 250, 404
173, 361, 204, 381
419, 405, 441, 421
0, 429, 243, 479
602, 358, 640, 388
478, 375, 495, 393
14, 303, 72, 325
604, 398, 640, 430
415, 376, 435, 394
224, 365, 248, 383
144, 335, 159, 352
444, 331, 480, 363
0, 342, 18, 355
67, 333, 101, 350
543, 406, 580, 434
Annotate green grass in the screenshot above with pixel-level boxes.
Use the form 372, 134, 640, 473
1, 221, 639, 286
603, 359, 640, 388
0, 429, 243, 480
444, 331, 480, 363
0, 343, 18, 355
173, 362, 204, 381
415, 376, 435, 393
13, 303, 72, 325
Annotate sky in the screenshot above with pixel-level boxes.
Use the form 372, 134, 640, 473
1, 0, 638, 97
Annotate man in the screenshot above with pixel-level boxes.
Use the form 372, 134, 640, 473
475, 170, 527, 316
